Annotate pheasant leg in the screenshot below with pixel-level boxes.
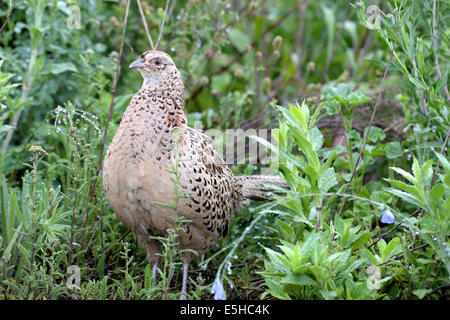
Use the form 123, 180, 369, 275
151, 262, 158, 281
179, 262, 189, 300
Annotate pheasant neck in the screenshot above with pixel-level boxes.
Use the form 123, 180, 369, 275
137, 84, 187, 128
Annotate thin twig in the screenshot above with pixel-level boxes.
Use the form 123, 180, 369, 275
337, 31, 399, 216
0, 0, 19, 34
368, 222, 403, 249
367, 208, 420, 249
423, 282, 450, 299
155, 0, 170, 49
78, 0, 131, 241
68, 177, 78, 265
356, 243, 428, 271
137, 0, 155, 50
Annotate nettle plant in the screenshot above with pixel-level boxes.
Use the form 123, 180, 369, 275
257, 94, 448, 299
256, 100, 387, 299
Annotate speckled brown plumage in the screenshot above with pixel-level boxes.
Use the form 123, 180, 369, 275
102, 50, 288, 298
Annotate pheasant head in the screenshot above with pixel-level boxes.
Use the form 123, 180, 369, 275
129, 50, 184, 95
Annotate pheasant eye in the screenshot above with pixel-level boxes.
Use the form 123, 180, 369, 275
154, 59, 161, 66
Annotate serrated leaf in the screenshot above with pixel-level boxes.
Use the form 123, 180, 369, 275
385, 179, 422, 202
390, 167, 416, 184
384, 187, 423, 207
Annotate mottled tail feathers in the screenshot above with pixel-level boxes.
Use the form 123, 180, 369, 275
236, 175, 289, 202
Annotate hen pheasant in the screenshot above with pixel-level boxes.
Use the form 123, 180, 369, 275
102, 50, 287, 298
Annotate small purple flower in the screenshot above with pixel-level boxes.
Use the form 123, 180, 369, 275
380, 209, 395, 224
211, 278, 226, 300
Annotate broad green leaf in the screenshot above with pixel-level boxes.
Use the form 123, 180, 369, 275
290, 104, 308, 132
422, 160, 434, 186
310, 127, 324, 151
413, 289, 433, 299
365, 126, 385, 143
430, 183, 445, 201
228, 28, 250, 52
412, 158, 422, 187
351, 232, 373, 248
319, 167, 337, 193
444, 173, 450, 187
50, 62, 78, 74
385, 141, 403, 159
361, 248, 380, 265
281, 274, 317, 286
382, 237, 401, 261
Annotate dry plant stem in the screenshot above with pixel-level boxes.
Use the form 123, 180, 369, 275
155, 0, 170, 49
25, 157, 39, 298
100, 204, 106, 251
137, 0, 155, 50
368, 221, 403, 249
68, 179, 78, 265
337, 32, 398, 216
0, 0, 19, 34
79, 0, 131, 237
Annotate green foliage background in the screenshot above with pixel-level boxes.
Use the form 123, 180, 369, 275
0, 0, 448, 299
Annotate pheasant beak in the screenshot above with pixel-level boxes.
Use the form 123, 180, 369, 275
129, 58, 145, 69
